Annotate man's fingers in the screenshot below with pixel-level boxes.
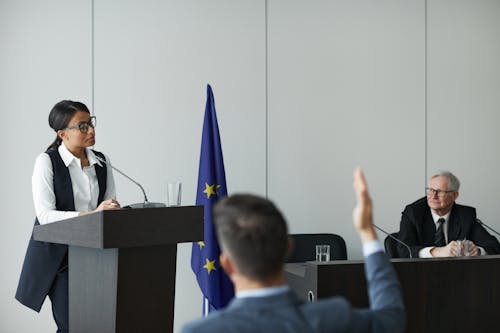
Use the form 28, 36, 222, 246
354, 167, 369, 202
354, 167, 366, 191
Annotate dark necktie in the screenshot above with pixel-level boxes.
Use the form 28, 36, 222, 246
435, 218, 446, 247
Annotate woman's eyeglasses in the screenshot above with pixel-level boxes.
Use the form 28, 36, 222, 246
64, 116, 96, 134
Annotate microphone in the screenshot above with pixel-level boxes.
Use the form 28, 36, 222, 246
95, 154, 165, 209
476, 219, 500, 237
373, 224, 413, 259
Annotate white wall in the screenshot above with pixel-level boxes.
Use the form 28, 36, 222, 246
267, 0, 425, 259
0, 1, 92, 332
1, 1, 499, 332
427, 0, 500, 224
93, 0, 266, 330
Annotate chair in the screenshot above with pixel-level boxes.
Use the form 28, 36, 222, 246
287, 233, 347, 262
384, 232, 400, 258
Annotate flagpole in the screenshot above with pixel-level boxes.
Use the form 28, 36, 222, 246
203, 298, 209, 317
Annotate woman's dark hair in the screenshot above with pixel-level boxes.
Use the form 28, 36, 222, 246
47, 100, 90, 151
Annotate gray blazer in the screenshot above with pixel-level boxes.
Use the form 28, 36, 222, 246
181, 251, 405, 333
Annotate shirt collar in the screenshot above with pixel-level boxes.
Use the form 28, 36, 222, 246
58, 143, 101, 167
236, 285, 289, 299
430, 210, 451, 224
86, 148, 103, 167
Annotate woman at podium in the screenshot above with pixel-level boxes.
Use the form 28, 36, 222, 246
15, 100, 121, 333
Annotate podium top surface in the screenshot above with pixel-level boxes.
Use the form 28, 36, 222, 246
286, 253, 500, 268
285, 254, 500, 280
33, 206, 204, 249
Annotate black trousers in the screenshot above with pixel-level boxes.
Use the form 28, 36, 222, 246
48, 262, 68, 333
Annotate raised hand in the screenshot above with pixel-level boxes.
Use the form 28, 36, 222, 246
352, 167, 377, 242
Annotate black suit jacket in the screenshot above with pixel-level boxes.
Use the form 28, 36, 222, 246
397, 197, 500, 258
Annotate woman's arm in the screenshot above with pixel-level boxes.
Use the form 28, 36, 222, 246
32, 153, 79, 224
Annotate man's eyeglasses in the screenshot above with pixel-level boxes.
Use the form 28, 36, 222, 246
64, 116, 96, 134
425, 187, 455, 197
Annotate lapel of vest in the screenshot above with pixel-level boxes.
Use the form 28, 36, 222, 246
46, 149, 75, 211
91, 149, 107, 205
46, 148, 108, 209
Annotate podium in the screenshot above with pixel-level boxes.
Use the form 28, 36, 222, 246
33, 206, 203, 333
285, 255, 500, 333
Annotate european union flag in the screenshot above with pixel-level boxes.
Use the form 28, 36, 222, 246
191, 84, 234, 313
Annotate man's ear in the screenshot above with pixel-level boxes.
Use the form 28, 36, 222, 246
453, 191, 459, 201
220, 253, 234, 276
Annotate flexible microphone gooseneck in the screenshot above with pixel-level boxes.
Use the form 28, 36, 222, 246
95, 154, 165, 209
476, 219, 500, 237
373, 224, 413, 259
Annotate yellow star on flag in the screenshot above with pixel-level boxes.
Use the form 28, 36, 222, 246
203, 258, 217, 275
198, 241, 205, 250
203, 183, 222, 199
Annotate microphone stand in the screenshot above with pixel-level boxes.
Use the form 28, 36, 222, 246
95, 155, 165, 209
477, 219, 500, 237
373, 224, 413, 259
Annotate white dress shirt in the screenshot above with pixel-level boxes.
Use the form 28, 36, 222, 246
32, 143, 116, 224
236, 285, 290, 299
419, 211, 450, 258
419, 210, 486, 257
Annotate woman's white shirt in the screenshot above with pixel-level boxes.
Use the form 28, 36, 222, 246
32, 143, 116, 224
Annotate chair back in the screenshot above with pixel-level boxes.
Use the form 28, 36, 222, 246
384, 232, 400, 258
287, 233, 347, 262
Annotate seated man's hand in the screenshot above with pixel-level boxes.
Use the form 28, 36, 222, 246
463, 240, 480, 256
431, 241, 462, 257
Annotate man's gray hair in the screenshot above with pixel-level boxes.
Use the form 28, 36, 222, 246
431, 171, 460, 191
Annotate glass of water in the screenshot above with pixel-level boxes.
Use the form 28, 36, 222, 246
167, 182, 182, 207
315, 245, 330, 262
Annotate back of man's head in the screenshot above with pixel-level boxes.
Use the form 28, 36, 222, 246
214, 194, 289, 282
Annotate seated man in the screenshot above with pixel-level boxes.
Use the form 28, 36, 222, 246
397, 171, 500, 258
181, 168, 405, 333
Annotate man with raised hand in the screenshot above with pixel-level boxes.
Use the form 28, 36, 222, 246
181, 168, 405, 333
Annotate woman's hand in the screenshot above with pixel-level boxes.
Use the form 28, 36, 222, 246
95, 199, 121, 211
79, 199, 121, 216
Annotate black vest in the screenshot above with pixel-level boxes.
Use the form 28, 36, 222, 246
15, 148, 107, 311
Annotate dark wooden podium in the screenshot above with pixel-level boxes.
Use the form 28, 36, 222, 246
33, 206, 203, 333
285, 255, 500, 333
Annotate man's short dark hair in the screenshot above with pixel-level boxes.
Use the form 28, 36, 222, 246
214, 194, 289, 281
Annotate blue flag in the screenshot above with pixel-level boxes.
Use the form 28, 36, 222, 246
191, 84, 234, 312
